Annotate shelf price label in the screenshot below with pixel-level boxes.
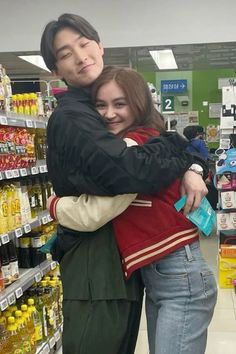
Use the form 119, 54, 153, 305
23, 224, 31, 234
39, 165, 47, 173
0, 234, 9, 244
5, 170, 14, 179
0, 116, 8, 125
49, 336, 56, 349
42, 215, 48, 225
7, 293, 16, 305
42, 344, 50, 354
35, 272, 42, 283
54, 330, 60, 342
50, 261, 57, 270
15, 287, 23, 299
20, 168, 27, 177
12, 169, 20, 178
26, 119, 34, 128
0, 299, 8, 311
31, 166, 39, 175
15, 227, 23, 238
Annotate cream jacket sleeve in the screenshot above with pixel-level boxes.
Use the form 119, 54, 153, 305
53, 137, 138, 232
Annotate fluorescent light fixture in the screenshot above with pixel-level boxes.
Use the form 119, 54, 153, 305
149, 49, 178, 70
18, 55, 50, 72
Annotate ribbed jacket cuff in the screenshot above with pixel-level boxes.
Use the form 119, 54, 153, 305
49, 196, 60, 220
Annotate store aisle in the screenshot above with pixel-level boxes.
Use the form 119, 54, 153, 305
56, 233, 236, 354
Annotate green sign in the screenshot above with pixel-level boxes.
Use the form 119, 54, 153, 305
162, 96, 174, 112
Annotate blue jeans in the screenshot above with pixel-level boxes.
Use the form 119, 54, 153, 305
141, 241, 217, 354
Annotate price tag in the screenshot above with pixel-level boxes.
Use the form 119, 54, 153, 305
15, 227, 23, 238
23, 224, 31, 234
5, 170, 13, 179
54, 330, 60, 342
26, 119, 34, 128
43, 344, 50, 354
7, 293, 16, 305
0, 234, 9, 244
42, 216, 48, 225
15, 287, 23, 299
31, 166, 39, 175
49, 336, 56, 349
0, 172, 2, 180
0, 116, 8, 125
35, 272, 42, 283
20, 168, 27, 177
47, 215, 53, 222
12, 169, 20, 178
0, 299, 8, 311
39, 165, 47, 174
50, 261, 57, 270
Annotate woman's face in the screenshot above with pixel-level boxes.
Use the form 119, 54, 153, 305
95, 80, 136, 135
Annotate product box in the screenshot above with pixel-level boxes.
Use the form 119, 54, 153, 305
217, 212, 231, 230
220, 191, 236, 209
218, 254, 236, 288
220, 244, 236, 258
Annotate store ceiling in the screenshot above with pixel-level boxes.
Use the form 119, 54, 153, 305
1, 41, 236, 79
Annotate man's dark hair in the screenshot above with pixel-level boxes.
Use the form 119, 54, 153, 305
183, 125, 198, 141
40, 13, 100, 71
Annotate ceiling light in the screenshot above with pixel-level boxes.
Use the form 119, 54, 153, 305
149, 49, 178, 70
18, 55, 50, 72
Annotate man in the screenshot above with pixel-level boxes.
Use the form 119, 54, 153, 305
40, 13, 208, 354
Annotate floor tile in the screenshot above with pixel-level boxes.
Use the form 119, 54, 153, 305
205, 331, 236, 354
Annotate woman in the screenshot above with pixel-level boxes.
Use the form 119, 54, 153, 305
48, 66, 217, 354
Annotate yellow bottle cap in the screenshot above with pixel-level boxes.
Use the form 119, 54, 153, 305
27, 298, 34, 306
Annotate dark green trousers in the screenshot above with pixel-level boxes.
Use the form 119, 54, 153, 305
62, 298, 143, 354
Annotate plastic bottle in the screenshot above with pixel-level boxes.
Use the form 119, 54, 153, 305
27, 298, 43, 345
7, 240, 19, 282
21, 304, 36, 352
0, 244, 12, 286
6, 316, 24, 354
15, 310, 33, 353
18, 237, 32, 268
0, 320, 11, 354
36, 287, 48, 340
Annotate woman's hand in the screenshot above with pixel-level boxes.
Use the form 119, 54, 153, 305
180, 170, 208, 215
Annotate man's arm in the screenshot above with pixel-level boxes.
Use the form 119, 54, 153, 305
48, 108, 208, 196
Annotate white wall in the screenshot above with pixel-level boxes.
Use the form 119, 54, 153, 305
1, 0, 236, 52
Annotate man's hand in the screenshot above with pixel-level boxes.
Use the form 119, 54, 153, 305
180, 170, 208, 215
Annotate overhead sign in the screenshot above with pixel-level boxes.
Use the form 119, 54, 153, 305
161, 79, 187, 93
162, 96, 174, 113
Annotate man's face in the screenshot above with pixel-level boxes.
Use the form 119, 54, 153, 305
53, 27, 104, 87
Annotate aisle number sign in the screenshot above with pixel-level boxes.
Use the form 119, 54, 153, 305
162, 96, 174, 113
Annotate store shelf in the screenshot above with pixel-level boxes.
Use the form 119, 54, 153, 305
0, 209, 54, 246
0, 112, 48, 129
0, 259, 57, 311
37, 324, 63, 354
0, 159, 47, 181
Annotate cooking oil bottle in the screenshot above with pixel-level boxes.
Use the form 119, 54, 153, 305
15, 310, 33, 353
0, 320, 11, 354
6, 316, 24, 354
21, 304, 36, 353
27, 298, 43, 345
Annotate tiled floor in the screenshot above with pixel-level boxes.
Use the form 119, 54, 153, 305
57, 233, 236, 354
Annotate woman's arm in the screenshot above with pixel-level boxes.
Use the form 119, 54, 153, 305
48, 193, 137, 231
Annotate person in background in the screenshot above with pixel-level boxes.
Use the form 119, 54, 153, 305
40, 13, 208, 354
47, 66, 217, 354
183, 125, 209, 160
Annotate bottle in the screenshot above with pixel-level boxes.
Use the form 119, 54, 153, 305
30, 232, 46, 267
23, 93, 30, 115
0, 259, 5, 291
7, 240, 19, 282
15, 310, 33, 353
27, 298, 43, 345
0, 244, 12, 286
21, 304, 36, 352
6, 316, 24, 354
27, 178, 37, 218
41, 175, 49, 210
33, 177, 43, 214
36, 287, 48, 340
0, 320, 11, 354
43, 286, 55, 337
18, 237, 32, 268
